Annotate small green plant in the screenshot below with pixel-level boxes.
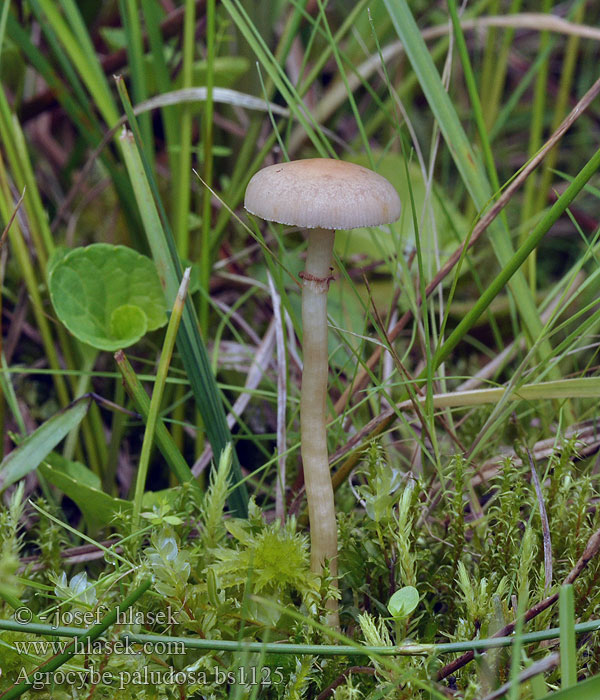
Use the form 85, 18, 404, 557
48, 243, 167, 351
388, 586, 419, 621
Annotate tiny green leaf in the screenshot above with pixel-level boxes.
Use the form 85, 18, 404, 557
388, 586, 420, 619
38, 456, 130, 531
48, 243, 167, 351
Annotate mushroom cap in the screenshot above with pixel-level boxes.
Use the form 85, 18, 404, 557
244, 158, 401, 230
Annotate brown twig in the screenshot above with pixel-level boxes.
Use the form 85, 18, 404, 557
18, 540, 123, 573
0, 188, 26, 252
436, 526, 600, 681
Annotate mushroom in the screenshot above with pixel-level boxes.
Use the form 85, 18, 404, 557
244, 158, 401, 624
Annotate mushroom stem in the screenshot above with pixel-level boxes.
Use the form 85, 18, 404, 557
300, 227, 339, 624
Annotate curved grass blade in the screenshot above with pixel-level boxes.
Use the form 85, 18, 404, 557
117, 86, 248, 517
0, 396, 91, 493
383, 0, 561, 379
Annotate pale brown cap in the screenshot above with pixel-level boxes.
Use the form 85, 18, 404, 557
244, 158, 401, 230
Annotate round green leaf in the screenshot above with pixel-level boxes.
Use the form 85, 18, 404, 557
388, 586, 420, 619
48, 244, 167, 351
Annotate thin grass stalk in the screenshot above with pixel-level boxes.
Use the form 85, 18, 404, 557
448, 0, 502, 201
172, 0, 195, 259
560, 585, 577, 688
0, 66, 112, 469
142, 0, 187, 456
0, 179, 17, 458
8, 9, 143, 244
267, 272, 287, 523
0, 353, 26, 437
332, 144, 600, 483
114, 350, 199, 491
199, 0, 215, 335
383, 0, 557, 371
37, 0, 120, 128
335, 74, 600, 415
0, 159, 69, 408
293, 0, 370, 98
131, 269, 191, 537
398, 138, 439, 461
0, 92, 50, 270
1, 617, 599, 657
314, 0, 373, 163
209, 1, 309, 244
62, 350, 102, 476
0, 0, 8, 53
143, 0, 179, 180
433, 143, 600, 369
392, 378, 600, 411
519, 0, 553, 292
446, 0, 569, 414
59, 0, 121, 118
104, 378, 126, 495
25, 0, 100, 135
483, 0, 523, 130
535, 1, 587, 214
211, 0, 375, 249
176, 0, 202, 460
478, 0, 499, 112
0, 74, 106, 471
118, 100, 248, 516
120, 0, 152, 156
221, 0, 332, 157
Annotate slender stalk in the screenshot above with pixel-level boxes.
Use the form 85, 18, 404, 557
2, 616, 600, 657
172, 0, 195, 258
559, 584, 576, 688
114, 350, 198, 490
200, 0, 215, 335
131, 269, 191, 539
300, 228, 339, 625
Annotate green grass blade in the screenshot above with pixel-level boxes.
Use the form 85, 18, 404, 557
383, 0, 560, 377
114, 350, 198, 491
131, 269, 191, 536
433, 144, 600, 370
37, 0, 119, 127
541, 673, 600, 699
142, 0, 178, 175
172, 0, 195, 259
0, 155, 70, 408
118, 110, 248, 517
8, 9, 143, 244
120, 0, 152, 154
221, 0, 331, 157
200, 0, 216, 333
0, 397, 91, 493
560, 585, 577, 688
24, 0, 99, 135
397, 377, 600, 411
